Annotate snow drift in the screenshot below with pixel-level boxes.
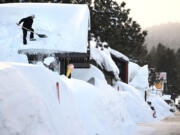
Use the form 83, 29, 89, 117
147, 94, 173, 119
128, 62, 149, 90
0, 62, 137, 135
0, 62, 87, 135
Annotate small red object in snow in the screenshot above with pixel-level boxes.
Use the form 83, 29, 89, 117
153, 111, 156, 118
117, 86, 120, 91
56, 82, 60, 104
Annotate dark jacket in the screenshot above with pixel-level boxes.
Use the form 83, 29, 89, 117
19, 16, 33, 29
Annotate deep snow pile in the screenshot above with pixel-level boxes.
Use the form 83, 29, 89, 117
147, 94, 173, 119
128, 62, 149, 90
0, 62, 137, 135
0, 62, 87, 135
72, 65, 172, 122
0, 62, 173, 135
127, 62, 172, 119
72, 62, 172, 122
113, 81, 154, 123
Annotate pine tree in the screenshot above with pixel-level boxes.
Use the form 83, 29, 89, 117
147, 46, 159, 86
90, 0, 148, 65
175, 48, 180, 96
148, 44, 179, 98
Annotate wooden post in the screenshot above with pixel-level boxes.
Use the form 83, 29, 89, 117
60, 59, 66, 75
125, 62, 128, 84
145, 90, 147, 101
56, 82, 60, 103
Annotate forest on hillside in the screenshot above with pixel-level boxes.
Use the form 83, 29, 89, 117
146, 22, 180, 51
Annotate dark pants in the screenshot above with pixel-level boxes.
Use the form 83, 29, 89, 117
22, 28, 34, 44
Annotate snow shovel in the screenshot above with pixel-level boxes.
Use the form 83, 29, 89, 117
22, 26, 48, 38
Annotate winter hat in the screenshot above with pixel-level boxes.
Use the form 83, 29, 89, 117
31, 14, 35, 18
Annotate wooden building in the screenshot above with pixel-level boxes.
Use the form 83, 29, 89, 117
18, 4, 91, 76
110, 51, 129, 84
18, 49, 91, 76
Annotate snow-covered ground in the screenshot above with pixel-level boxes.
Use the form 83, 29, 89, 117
0, 3, 173, 135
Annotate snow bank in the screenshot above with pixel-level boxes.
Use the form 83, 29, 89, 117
0, 62, 136, 135
72, 65, 136, 135
65, 77, 136, 135
0, 3, 89, 59
113, 81, 154, 122
0, 62, 86, 135
0, 61, 172, 135
72, 64, 106, 83
129, 62, 149, 90
72, 62, 172, 123
147, 94, 173, 119
72, 65, 170, 123
128, 62, 141, 82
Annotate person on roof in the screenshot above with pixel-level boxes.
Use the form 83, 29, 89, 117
17, 14, 36, 45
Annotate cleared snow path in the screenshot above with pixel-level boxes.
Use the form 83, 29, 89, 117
134, 112, 180, 135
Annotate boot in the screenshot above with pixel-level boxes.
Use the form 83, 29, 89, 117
30, 38, 36, 41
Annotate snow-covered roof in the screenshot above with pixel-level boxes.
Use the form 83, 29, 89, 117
109, 48, 129, 62
0, 3, 89, 53
90, 40, 120, 80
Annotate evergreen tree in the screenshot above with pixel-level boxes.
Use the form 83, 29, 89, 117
175, 48, 180, 96
148, 44, 179, 98
90, 0, 148, 65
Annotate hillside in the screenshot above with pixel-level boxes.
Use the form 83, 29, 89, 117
145, 22, 180, 51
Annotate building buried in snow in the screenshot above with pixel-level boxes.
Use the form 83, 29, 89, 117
12, 3, 91, 75
89, 42, 129, 84
1, 3, 129, 83
110, 48, 129, 84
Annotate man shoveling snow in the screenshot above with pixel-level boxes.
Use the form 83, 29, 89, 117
17, 14, 36, 45
17, 14, 47, 45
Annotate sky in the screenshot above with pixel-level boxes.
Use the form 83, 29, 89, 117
118, 0, 180, 28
